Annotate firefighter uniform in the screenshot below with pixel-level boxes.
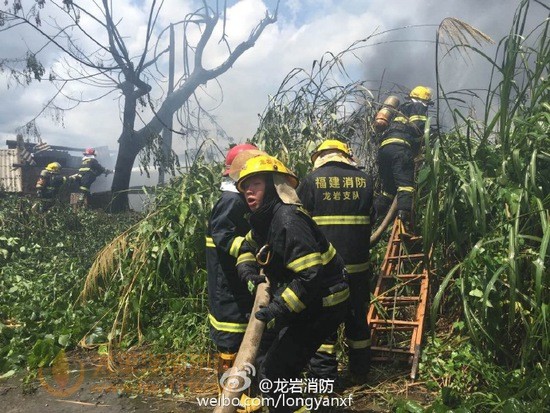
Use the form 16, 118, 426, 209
297, 143, 374, 379
236, 155, 349, 413
36, 163, 66, 211
76, 155, 107, 195
206, 186, 253, 353
374, 86, 430, 226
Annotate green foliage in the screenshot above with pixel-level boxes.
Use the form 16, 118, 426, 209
83, 161, 219, 353
0, 196, 138, 373
424, 0, 549, 369
414, 1, 549, 409
0, 6, 547, 413
25, 52, 45, 82
420, 328, 549, 412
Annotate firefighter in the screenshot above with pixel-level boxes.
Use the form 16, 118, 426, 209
374, 85, 431, 235
206, 143, 265, 412
73, 148, 112, 206
35, 162, 67, 212
235, 154, 349, 413
297, 139, 374, 381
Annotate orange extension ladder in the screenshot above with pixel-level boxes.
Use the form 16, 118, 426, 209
367, 217, 431, 380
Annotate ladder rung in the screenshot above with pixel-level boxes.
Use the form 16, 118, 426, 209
370, 319, 419, 326
371, 325, 416, 331
371, 346, 413, 355
382, 273, 425, 279
376, 297, 420, 304
386, 253, 425, 260
368, 221, 429, 379
392, 235, 423, 242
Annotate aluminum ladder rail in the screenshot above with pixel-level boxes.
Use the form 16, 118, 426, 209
367, 217, 431, 380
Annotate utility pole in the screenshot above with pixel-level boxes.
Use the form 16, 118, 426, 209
158, 23, 175, 185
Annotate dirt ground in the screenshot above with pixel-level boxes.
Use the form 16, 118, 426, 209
0, 350, 434, 412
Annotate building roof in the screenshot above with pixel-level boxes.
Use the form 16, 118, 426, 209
0, 149, 23, 192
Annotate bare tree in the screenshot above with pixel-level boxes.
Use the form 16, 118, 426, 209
0, 0, 279, 211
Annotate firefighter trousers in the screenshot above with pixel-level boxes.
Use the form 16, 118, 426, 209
374, 143, 415, 218
308, 272, 371, 379
259, 299, 347, 412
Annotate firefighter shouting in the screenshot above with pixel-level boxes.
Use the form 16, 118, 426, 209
235, 154, 349, 412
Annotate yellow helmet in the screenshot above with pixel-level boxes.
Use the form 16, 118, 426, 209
409, 86, 432, 101
237, 155, 299, 193
46, 162, 61, 172
310, 139, 352, 163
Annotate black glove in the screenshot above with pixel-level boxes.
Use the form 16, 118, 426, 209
246, 273, 266, 294
255, 306, 277, 323
255, 301, 286, 324
248, 273, 266, 285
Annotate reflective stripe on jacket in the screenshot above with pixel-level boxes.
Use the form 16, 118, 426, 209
237, 202, 347, 316
297, 162, 373, 274
78, 156, 106, 177
381, 100, 428, 152
206, 190, 253, 334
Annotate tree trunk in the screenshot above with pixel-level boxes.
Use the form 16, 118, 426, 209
109, 73, 205, 212
110, 132, 142, 212
110, 89, 141, 212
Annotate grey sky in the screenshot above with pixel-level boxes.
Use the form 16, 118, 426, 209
0, 0, 544, 169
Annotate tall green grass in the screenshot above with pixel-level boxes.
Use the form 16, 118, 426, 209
422, 0, 548, 383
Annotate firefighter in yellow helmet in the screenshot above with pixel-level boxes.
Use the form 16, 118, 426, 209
374, 85, 432, 235
35, 162, 67, 212
235, 154, 349, 412
297, 139, 374, 381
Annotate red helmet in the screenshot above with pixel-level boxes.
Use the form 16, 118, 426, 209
223, 143, 258, 176
84, 148, 96, 156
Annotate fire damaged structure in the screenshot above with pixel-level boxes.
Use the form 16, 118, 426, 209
0, 135, 113, 209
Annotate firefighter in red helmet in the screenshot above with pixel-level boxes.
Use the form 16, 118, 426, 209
72, 148, 112, 206
205, 143, 266, 411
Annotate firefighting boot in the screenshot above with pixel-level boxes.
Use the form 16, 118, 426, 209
237, 393, 264, 412
348, 346, 372, 384
218, 353, 263, 412
397, 210, 414, 239
217, 352, 237, 395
